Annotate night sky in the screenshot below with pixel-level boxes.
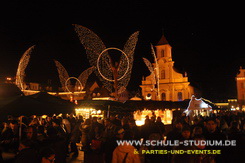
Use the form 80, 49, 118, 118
0, 2, 244, 101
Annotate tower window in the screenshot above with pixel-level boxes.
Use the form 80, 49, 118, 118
162, 93, 166, 101
178, 92, 183, 101
161, 50, 164, 58
161, 70, 165, 79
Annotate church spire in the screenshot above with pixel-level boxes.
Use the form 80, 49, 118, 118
156, 34, 169, 46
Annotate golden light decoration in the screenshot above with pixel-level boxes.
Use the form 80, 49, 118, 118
16, 45, 35, 90
142, 44, 160, 100
97, 47, 130, 82
74, 24, 139, 95
54, 60, 95, 92
143, 57, 156, 89
65, 77, 83, 92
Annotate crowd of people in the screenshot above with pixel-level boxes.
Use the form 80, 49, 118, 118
0, 110, 244, 163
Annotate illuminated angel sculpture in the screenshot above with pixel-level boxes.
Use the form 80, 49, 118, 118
74, 24, 139, 99
142, 44, 160, 100
54, 60, 95, 92
16, 45, 35, 90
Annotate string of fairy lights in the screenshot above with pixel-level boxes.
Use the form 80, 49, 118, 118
15, 45, 35, 90
54, 60, 95, 92
15, 25, 139, 99
143, 57, 156, 89
54, 60, 71, 91
74, 24, 139, 96
76, 66, 95, 90
118, 31, 139, 94
142, 44, 160, 100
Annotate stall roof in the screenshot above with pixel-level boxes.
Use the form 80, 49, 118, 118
28, 91, 75, 107
0, 95, 74, 121
125, 100, 190, 110
77, 100, 131, 112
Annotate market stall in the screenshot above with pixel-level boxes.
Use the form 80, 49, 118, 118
75, 100, 131, 119
134, 109, 173, 126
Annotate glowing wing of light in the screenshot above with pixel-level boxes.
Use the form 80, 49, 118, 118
16, 45, 35, 90
143, 57, 156, 86
117, 31, 139, 94
76, 66, 95, 90
54, 60, 70, 91
150, 43, 160, 100
143, 57, 154, 74
74, 24, 113, 92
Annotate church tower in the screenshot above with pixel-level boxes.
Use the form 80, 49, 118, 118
236, 67, 245, 107
140, 34, 194, 101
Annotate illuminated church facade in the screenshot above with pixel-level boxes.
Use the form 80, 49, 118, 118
236, 67, 245, 106
140, 34, 194, 101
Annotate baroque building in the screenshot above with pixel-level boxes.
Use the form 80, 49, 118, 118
140, 34, 194, 101
236, 67, 245, 107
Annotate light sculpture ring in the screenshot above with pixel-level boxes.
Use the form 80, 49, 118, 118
97, 47, 129, 82
65, 77, 83, 93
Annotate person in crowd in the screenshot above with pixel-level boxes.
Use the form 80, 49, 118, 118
167, 119, 183, 142
62, 116, 71, 135
39, 147, 56, 163
128, 119, 140, 141
224, 119, 245, 163
37, 125, 47, 142
14, 139, 38, 163
103, 118, 116, 142
171, 132, 195, 163
110, 115, 121, 127
1, 120, 20, 153
150, 115, 156, 123
197, 116, 205, 128
182, 116, 190, 128
140, 118, 151, 141
80, 119, 91, 151
42, 126, 67, 163
29, 118, 41, 127
24, 126, 37, 141
190, 118, 199, 130
103, 126, 123, 163
89, 117, 104, 140
0, 111, 244, 163
45, 117, 53, 129
180, 126, 191, 140
121, 117, 130, 131
52, 119, 67, 139
70, 117, 82, 158
219, 117, 229, 133
68, 114, 77, 131
203, 118, 227, 163
192, 135, 216, 163
191, 126, 203, 137
155, 116, 165, 138
203, 118, 226, 141
142, 132, 164, 163
112, 129, 141, 163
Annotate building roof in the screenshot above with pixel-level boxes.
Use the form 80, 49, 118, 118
156, 34, 169, 45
